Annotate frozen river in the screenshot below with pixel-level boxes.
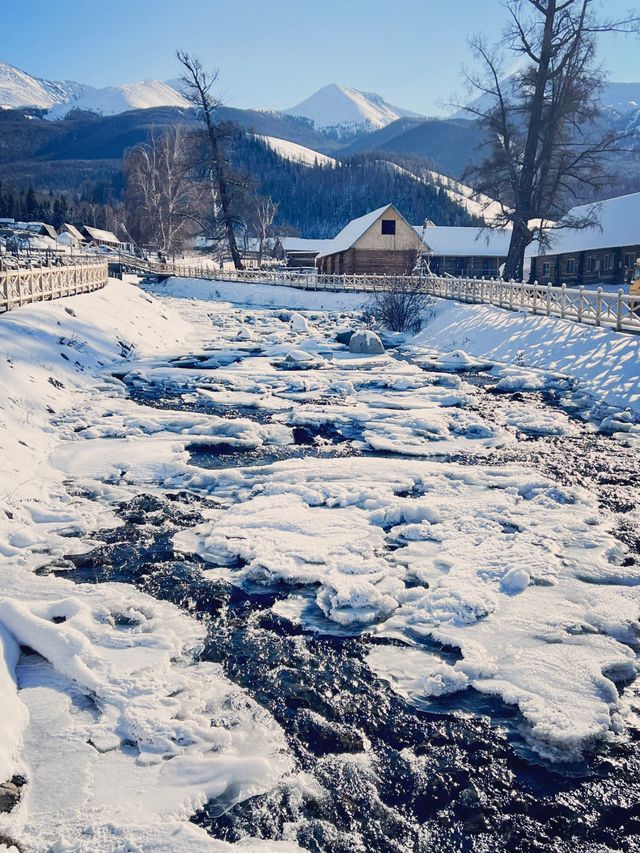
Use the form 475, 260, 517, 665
37, 293, 640, 852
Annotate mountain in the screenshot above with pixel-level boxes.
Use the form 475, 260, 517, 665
0, 59, 189, 117
0, 60, 93, 110
343, 117, 486, 179
284, 83, 423, 136
48, 81, 189, 118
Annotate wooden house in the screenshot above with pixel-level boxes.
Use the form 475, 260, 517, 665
278, 237, 335, 269
530, 193, 640, 287
80, 225, 120, 247
316, 205, 425, 275
417, 224, 511, 278
58, 223, 86, 244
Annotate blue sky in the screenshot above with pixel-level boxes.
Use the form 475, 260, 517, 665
4, 0, 639, 114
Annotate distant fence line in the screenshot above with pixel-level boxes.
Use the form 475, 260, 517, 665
0, 256, 108, 313
118, 255, 640, 334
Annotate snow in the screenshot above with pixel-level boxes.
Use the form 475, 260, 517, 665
412, 299, 640, 414
0, 60, 66, 110
284, 83, 422, 134
0, 280, 302, 851
1, 272, 640, 850
256, 135, 338, 167
539, 192, 640, 257
416, 224, 512, 258
48, 80, 189, 118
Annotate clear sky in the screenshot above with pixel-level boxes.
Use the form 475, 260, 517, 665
3, 0, 639, 115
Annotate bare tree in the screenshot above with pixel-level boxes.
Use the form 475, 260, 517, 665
463, 0, 640, 280
252, 195, 279, 265
125, 126, 199, 253
176, 50, 244, 269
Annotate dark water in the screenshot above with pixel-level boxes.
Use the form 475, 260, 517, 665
44, 351, 640, 853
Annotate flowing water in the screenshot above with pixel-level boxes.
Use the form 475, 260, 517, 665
42, 308, 640, 853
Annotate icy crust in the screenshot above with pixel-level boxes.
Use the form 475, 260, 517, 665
0, 571, 292, 851
174, 456, 640, 761
0, 283, 301, 851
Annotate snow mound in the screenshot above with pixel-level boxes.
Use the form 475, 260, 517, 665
48, 80, 189, 117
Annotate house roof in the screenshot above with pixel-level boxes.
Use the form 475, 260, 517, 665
316, 204, 394, 259
60, 223, 85, 240
280, 237, 335, 253
415, 225, 512, 257
82, 225, 120, 244
537, 193, 640, 257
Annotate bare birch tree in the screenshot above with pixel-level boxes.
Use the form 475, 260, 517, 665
125, 126, 198, 253
176, 50, 245, 269
463, 0, 640, 280
252, 195, 279, 265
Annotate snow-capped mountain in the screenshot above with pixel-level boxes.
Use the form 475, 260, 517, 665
284, 83, 423, 136
0, 59, 189, 116
0, 60, 93, 109
48, 81, 189, 117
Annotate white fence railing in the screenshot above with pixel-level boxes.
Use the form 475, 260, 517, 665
117, 255, 640, 334
0, 257, 108, 313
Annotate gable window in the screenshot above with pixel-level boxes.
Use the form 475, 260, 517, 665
565, 258, 575, 274
381, 219, 396, 235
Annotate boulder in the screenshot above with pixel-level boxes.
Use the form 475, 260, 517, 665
349, 330, 385, 355
290, 313, 310, 332
335, 328, 355, 346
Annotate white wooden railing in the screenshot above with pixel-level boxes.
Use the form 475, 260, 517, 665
116, 254, 640, 334
0, 256, 108, 313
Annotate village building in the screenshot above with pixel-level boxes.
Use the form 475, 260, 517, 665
58, 223, 86, 247
530, 193, 640, 287
277, 237, 335, 269
80, 225, 121, 248
417, 223, 511, 278
316, 205, 425, 275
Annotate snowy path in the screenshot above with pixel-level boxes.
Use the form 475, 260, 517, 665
0, 279, 639, 851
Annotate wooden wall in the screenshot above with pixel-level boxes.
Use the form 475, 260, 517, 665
532, 245, 640, 286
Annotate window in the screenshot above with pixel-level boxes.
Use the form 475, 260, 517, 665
603, 254, 611, 271
624, 253, 633, 269
542, 262, 551, 278
586, 256, 595, 272
381, 219, 396, 235
565, 258, 575, 274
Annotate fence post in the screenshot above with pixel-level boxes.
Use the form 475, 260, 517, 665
560, 284, 566, 319
595, 287, 602, 326
577, 286, 584, 323
545, 283, 551, 316
616, 289, 623, 331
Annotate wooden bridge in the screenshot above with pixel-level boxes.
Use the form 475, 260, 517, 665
0, 256, 108, 313
116, 253, 640, 335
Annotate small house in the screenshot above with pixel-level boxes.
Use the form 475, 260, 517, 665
416, 224, 511, 278
80, 225, 120, 248
278, 237, 335, 269
530, 193, 640, 287
58, 223, 86, 246
316, 205, 425, 275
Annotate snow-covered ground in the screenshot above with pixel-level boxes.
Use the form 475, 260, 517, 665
0, 276, 639, 849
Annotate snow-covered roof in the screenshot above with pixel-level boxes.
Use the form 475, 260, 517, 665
538, 193, 640, 256
316, 205, 393, 259
82, 226, 120, 245
60, 223, 84, 240
280, 237, 334, 253
415, 225, 512, 257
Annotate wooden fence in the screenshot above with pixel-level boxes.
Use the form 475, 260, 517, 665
117, 254, 640, 334
0, 257, 108, 313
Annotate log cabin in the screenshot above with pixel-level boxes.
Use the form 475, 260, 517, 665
316, 205, 425, 275
530, 193, 640, 288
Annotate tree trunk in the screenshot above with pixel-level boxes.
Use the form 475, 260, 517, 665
504, 220, 530, 280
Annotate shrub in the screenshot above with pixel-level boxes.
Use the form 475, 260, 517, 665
368, 278, 433, 333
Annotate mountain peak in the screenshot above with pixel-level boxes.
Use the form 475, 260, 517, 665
284, 83, 422, 136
